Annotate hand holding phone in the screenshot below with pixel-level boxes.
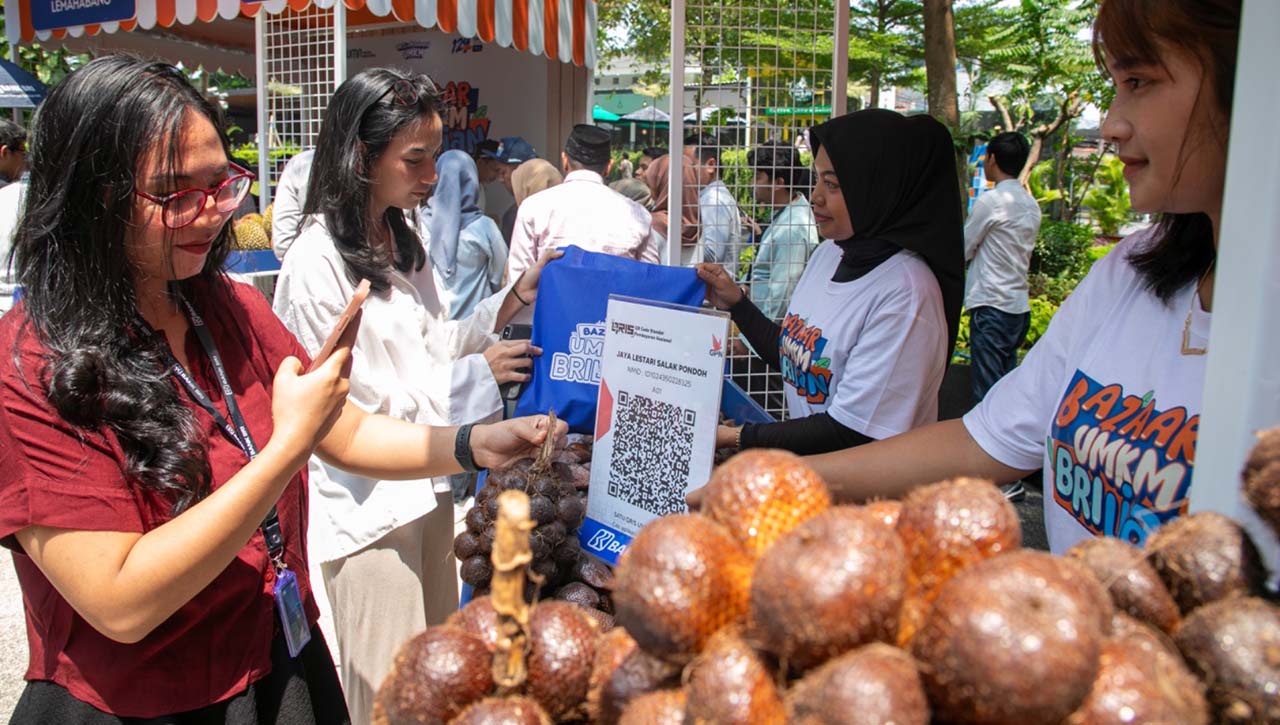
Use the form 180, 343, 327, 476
498, 324, 534, 400
307, 279, 371, 373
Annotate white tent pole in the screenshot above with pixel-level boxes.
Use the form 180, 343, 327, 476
255, 12, 270, 209
9, 45, 19, 124
1190, 0, 1280, 577
333, 0, 347, 87
667, 0, 686, 266
832, 0, 849, 117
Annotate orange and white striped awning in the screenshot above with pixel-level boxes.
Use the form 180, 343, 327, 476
6, 0, 597, 67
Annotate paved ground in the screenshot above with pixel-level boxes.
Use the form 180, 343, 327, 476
1, 558, 27, 720
1015, 476, 1050, 551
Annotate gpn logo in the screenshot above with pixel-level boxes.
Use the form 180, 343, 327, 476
709, 334, 724, 357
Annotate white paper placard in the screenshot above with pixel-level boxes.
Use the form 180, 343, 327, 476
579, 295, 729, 564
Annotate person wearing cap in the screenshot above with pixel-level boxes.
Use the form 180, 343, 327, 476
471, 139, 502, 219
485, 136, 539, 243
506, 124, 661, 282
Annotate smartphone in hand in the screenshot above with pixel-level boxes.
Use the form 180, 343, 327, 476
499, 323, 533, 401
307, 279, 371, 373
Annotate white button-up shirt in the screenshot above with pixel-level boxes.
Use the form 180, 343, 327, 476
698, 179, 746, 270
273, 216, 507, 562
271, 149, 314, 261
506, 169, 661, 281
964, 178, 1042, 314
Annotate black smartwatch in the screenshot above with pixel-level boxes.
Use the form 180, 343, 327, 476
454, 423, 481, 473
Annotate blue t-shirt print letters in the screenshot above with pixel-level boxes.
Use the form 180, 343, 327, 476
1048, 370, 1197, 546
778, 313, 833, 404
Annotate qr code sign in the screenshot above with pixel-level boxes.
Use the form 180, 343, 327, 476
607, 390, 696, 517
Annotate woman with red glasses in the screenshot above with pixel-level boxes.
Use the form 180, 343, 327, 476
0, 55, 563, 723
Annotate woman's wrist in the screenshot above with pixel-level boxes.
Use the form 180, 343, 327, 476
258, 435, 312, 480
454, 423, 481, 473
723, 288, 748, 312
512, 273, 536, 306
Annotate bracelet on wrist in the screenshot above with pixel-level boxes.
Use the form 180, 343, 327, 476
512, 286, 531, 306
454, 423, 482, 473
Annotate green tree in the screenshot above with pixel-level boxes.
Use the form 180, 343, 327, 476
981, 0, 1108, 182
848, 0, 922, 108
600, 1, 843, 118
1081, 155, 1131, 236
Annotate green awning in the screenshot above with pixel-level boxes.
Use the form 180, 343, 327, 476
592, 105, 622, 122
763, 105, 832, 117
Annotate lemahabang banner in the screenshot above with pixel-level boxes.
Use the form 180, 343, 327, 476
30, 0, 135, 31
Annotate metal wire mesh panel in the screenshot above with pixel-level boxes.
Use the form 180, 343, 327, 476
263, 5, 334, 190
682, 0, 837, 420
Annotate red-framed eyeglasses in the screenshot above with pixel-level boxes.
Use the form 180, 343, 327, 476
133, 162, 255, 230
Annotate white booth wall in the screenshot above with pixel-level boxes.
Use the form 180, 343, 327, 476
348, 26, 587, 218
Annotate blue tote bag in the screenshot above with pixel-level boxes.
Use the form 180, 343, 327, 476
513, 245, 705, 433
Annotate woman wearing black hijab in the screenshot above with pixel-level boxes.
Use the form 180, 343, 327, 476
699, 109, 963, 454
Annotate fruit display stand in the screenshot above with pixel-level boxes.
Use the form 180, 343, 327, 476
396, 430, 1280, 723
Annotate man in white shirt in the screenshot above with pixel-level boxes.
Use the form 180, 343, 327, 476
506, 124, 660, 282
688, 132, 746, 273
963, 132, 1042, 404
271, 149, 314, 260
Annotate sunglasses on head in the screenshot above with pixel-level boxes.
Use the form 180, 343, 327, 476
369, 76, 440, 111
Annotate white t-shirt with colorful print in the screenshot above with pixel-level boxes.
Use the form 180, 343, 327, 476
964, 227, 1209, 554
780, 241, 948, 439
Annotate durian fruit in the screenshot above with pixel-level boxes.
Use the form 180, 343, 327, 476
262, 203, 275, 239
232, 213, 270, 250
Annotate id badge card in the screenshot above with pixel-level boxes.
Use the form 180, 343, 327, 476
274, 568, 312, 659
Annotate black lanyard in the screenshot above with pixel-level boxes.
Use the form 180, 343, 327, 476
135, 299, 287, 570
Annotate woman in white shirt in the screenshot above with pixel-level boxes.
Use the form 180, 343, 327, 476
421, 150, 508, 320
272, 68, 557, 725
777, 0, 1241, 557
700, 109, 964, 456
